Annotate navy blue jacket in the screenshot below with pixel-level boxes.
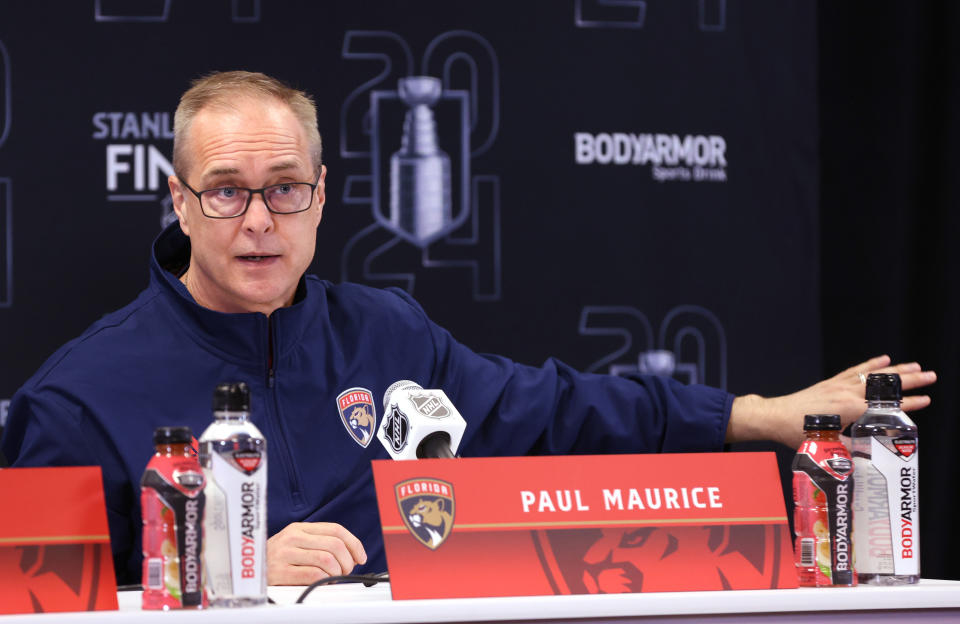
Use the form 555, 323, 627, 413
1, 223, 734, 583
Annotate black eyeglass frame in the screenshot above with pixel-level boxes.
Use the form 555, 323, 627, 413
178, 171, 323, 219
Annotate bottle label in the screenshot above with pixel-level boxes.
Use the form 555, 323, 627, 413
853, 436, 919, 575
792, 439, 855, 586
141, 468, 206, 607
203, 476, 232, 597
204, 444, 268, 599
145, 557, 163, 590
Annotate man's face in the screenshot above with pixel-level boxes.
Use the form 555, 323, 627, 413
168, 97, 325, 316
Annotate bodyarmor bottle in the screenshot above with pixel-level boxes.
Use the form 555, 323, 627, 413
141, 426, 206, 610
852, 373, 919, 584
791, 414, 855, 586
199, 382, 268, 606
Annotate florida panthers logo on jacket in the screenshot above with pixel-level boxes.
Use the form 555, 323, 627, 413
337, 387, 377, 448
395, 478, 456, 550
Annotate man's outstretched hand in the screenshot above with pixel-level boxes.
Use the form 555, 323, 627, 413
267, 522, 367, 585
727, 355, 936, 449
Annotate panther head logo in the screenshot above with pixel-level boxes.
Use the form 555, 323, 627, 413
395, 478, 456, 550
348, 404, 375, 445
407, 498, 453, 548
336, 387, 377, 448
533, 524, 786, 593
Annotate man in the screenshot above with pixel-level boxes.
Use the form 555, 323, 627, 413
1, 71, 936, 586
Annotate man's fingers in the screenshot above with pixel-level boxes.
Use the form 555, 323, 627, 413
298, 522, 367, 565
863, 365, 936, 391
842, 355, 890, 376
839, 358, 937, 393
267, 522, 368, 585
343, 532, 366, 566
898, 370, 937, 391
873, 361, 923, 375
298, 521, 350, 536
901, 395, 932, 412
267, 538, 348, 583
285, 539, 348, 577
278, 564, 336, 586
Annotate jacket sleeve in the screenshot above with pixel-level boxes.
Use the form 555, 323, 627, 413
1, 387, 139, 584
387, 289, 733, 457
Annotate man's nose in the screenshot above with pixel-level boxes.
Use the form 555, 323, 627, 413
242, 191, 274, 232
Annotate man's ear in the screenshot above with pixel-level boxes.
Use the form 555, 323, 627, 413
313, 165, 327, 227
168, 175, 191, 236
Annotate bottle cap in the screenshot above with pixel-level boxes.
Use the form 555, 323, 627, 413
865, 373, 902, 401
153, 426, 193, 445
803, 414, 841, 430
213, 381, 250, 412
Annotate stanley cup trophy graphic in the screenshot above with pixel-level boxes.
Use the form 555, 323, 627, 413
389, 76, 453, 246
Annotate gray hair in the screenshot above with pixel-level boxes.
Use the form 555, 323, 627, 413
173, 70, 322, 176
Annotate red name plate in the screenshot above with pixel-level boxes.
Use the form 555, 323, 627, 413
0, 466, 118, 615
372, 452, 796, 599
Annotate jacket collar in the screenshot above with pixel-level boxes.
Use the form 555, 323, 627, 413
149, 222, 320, 366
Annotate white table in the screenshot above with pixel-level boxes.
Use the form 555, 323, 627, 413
2, 579, 959, 623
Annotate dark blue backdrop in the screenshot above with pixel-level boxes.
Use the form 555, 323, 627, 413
0, 0, 953, 580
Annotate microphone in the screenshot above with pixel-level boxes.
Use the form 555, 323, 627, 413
378, 381, 466, 459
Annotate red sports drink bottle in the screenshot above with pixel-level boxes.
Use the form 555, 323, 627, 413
792, 414, 856, 587
140, 426, 207, 609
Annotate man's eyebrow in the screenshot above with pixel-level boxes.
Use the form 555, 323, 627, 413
203, 162, 301, 180
268, 161, 301, 173
204, 167, 241, 179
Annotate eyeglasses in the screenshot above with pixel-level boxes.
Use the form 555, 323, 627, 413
179, 173, 321, 219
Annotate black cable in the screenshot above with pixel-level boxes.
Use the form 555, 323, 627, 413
295, 572, 390, 604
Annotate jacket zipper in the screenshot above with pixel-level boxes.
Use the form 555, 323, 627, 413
264, 315, 305, 508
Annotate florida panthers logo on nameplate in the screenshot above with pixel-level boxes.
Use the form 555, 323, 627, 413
337, 387, 377, 448
395, 478, 456, 550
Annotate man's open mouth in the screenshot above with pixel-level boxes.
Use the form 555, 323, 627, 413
238, 255, 277, 262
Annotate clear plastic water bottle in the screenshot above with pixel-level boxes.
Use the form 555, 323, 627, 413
852, 373, 919, 584
199, 382, 268, 606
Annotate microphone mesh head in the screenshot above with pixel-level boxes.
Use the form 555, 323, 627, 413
383, 380, 422, 409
